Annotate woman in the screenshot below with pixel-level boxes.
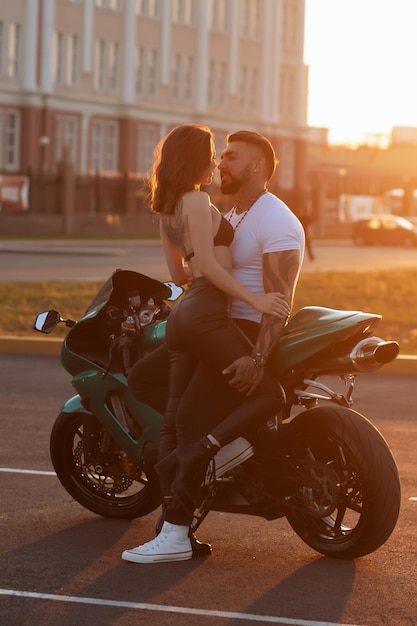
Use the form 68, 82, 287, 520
122, 124, 288, 563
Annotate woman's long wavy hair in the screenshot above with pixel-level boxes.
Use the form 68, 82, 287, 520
149, 124, 213, 215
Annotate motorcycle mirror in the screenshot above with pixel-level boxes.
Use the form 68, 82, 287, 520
33, 310, 62, 334
164, 282, 184, 302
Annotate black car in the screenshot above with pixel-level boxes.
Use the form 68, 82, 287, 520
352, 214, 417, 246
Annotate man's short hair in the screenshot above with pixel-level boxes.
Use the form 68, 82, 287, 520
227, 130, 278, 180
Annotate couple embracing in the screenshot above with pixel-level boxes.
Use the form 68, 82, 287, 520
123, 125, 305, 563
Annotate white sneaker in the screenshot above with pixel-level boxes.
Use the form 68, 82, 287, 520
205, 437, 254, 483
121, 522, 192, 563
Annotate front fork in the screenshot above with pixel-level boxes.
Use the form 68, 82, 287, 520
61, 369, 163, 465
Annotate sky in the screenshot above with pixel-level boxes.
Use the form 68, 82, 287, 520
303, 0, 417, 144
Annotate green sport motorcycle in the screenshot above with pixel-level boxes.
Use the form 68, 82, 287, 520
34, 269, 401, 559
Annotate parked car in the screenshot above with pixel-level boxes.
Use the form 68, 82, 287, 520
352, 214, 417, 246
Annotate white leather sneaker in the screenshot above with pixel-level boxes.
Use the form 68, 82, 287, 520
121, 522, 192, 563
205, 437, 254, 484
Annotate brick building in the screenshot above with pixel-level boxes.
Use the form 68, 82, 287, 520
0, 0, 309, 233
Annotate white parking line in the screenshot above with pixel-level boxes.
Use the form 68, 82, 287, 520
0, 467, 55, 476
0, 589, 361, 626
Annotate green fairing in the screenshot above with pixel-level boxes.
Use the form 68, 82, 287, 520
271, 306, 381, 375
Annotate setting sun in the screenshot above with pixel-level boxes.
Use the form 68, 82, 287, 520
304, 0, 417, 144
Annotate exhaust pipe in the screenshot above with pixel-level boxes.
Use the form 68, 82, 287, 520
350, 336, 399, 372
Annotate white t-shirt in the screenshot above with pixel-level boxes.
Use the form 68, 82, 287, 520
226, 192, 305, 323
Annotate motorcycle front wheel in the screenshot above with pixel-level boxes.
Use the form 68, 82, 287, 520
283, 405, 401, 559
50, 411, 160, 519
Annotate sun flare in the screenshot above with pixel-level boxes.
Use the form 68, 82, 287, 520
304, 0, 417, 144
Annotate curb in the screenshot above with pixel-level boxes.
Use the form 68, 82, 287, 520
1, 336, 416, 375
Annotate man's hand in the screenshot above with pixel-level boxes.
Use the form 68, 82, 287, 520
222, 355, 264, 396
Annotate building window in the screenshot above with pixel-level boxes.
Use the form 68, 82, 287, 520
94, 39, 106, 90
7, 22, 20, 78
105, 123, 118, 171
148, 0, 159, 18
136, 0, 160, 17
184, 55, 193, 101
53, 32, 79, 87
172, 0, 194, 25
135, 46, 144, 95
66, 34, 78, 87
207, 59, 215, 105
137, 124, 158, 174
55, 115, 78, 164
249, 67, 258, 111
148, 48, 157, 96
239, 65, 248, 109
108, 41, 119, 91
280, 66, 296, 121
135, 46, 158, 98
93, 39, 120, 92
171, 53, 181, 100
95, 0, 120, 9
0, 22, 4, 76
209, 0, 227, 32
282, 0, 298, 51
53, 32, 64, 84
218, 61, 227, 106
0, 110, 20, 171
240, 0, 260, 39
91, 121, 102, 171
207, 59, 227, 107
91, 120, 119, 173
278, 140, 295, 190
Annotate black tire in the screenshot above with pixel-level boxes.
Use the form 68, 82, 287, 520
50, 411, 159, 519
283, 405, 401, 559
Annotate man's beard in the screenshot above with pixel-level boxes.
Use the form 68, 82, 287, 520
220, 164, 252, 195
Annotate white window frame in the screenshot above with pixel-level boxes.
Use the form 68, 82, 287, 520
7, 22, 20, 78
137, 123, 158, 174
172, 0, 194, 25
94, 39, 106, 91
66, 34, 79, 87
0, 109, 21, 171
55, 114, 78, 165
108, 41, 119, 91
209, 0, 227, 32
90, 119, 119, 173
53, 31, 64, 84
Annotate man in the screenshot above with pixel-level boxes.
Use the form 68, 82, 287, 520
218, 130, 304, 394
127, 129, 304, 558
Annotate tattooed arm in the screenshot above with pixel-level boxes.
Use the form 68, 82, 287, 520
222, 249, 301, 395
254, 249, 301, 356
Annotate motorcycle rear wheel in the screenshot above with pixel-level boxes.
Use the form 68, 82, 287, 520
283, 405, 401, 559
50, 411, 159, 519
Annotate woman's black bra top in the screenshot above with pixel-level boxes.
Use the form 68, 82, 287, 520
184, 216, 234, 262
